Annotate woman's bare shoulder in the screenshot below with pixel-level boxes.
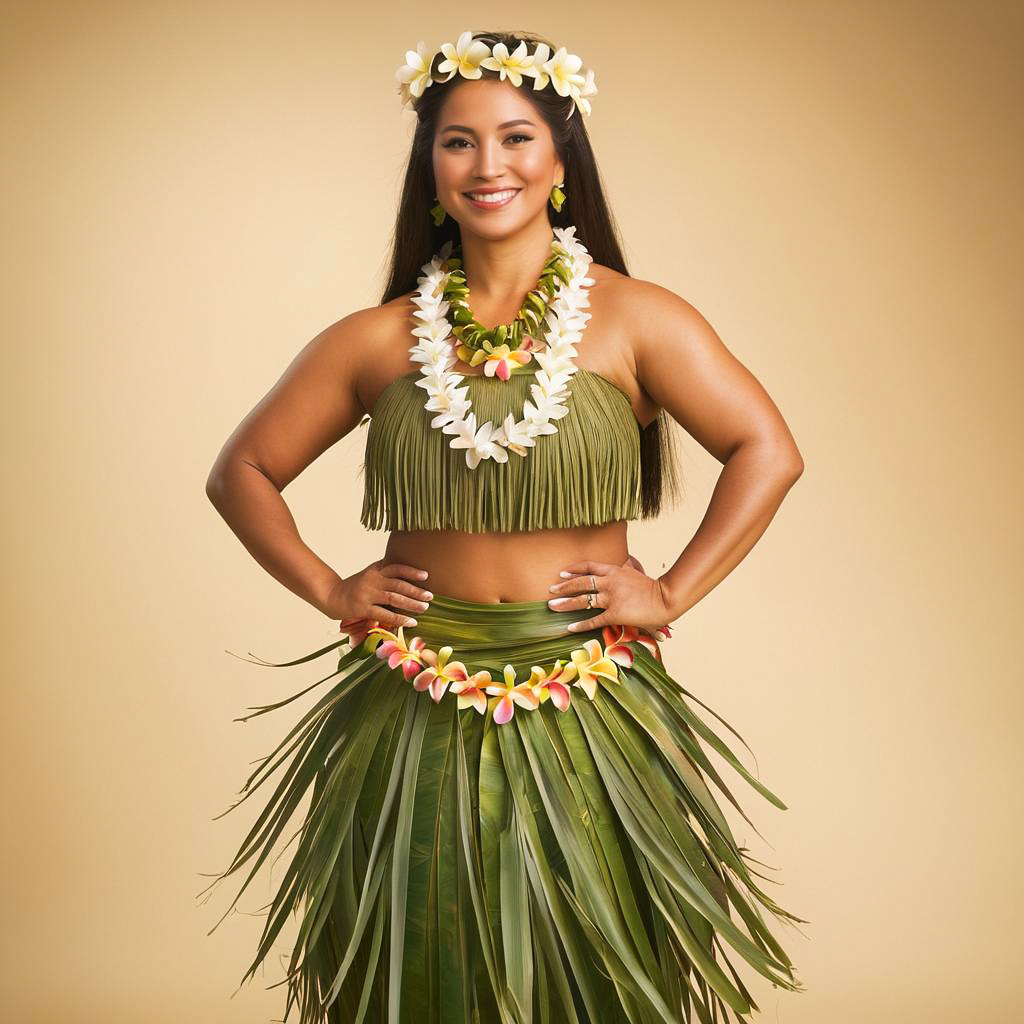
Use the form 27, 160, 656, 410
313, 293, 423, 417
326, 292, 414, 337
589, 264, 699, 313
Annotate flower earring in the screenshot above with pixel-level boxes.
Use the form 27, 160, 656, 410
430, 195, 447, 226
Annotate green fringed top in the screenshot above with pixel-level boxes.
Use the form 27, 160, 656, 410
359, 368, 643, 533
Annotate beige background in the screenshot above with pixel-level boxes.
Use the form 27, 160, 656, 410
2, 1, 1021, 1021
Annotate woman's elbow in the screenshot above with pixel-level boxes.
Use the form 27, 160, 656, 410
205, 448, 235, 506
786, 446, 802, 481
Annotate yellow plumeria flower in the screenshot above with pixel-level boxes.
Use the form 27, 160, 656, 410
395, 41, 436, 105
569, 638, 620, 700
437, 30, 492, 82
479, 40, 535, 87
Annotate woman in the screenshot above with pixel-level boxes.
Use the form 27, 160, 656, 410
201, 29, 807, 1024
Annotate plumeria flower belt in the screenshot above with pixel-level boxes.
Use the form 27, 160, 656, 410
336, 618, 672, 727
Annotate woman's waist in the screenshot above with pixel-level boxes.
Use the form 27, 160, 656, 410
382, 520, 630, 604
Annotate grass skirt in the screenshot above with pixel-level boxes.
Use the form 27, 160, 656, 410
199, 591, 807, 1023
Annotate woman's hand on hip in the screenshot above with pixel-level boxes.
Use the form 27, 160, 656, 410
547, 557, 676, 636
325, 558, 432, 630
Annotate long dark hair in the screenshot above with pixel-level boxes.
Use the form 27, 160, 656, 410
378, 28, 681, 518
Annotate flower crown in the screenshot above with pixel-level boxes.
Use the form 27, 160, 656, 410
395, 30, 598, 120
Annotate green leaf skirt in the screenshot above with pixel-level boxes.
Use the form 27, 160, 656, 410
200, 591, 807, 1023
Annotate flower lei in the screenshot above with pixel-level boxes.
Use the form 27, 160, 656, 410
336, 618, 670, 726
396, 31, 598, 120
411, 225, 595, 469
443, 242, 574, 372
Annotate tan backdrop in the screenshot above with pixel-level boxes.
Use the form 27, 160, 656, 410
2, 1, 1020, 1021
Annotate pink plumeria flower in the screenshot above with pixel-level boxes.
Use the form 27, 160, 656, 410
469, 341, 535, 381
485, 663, 540, 724
413, 644, 470, 702
367, 625, 429, 680
569, 638, 620, 700
600, 625, 640, 667
526, 658, 578, 712
601, 623, 672, 664
449, 669, 492, 714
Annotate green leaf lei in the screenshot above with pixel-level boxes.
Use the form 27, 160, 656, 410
441, 239, 575, 373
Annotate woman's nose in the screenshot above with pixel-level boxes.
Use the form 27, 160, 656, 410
473, 139, 503, 178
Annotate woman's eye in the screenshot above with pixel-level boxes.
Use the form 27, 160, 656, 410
442, 134, 534, 150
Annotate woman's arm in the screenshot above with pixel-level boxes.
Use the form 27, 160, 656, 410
205, 312, 370, 613
631, 281, 805, 618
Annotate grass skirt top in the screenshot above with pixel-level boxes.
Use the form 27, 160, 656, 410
360, 368, 645, 534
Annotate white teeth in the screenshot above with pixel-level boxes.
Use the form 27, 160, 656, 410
466, 189, 518, 204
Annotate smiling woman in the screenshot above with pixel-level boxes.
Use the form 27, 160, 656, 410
203, 26, 807, 1024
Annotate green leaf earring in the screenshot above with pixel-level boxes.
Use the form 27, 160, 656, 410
550, 181, 566, 212
430, 196, 447, 226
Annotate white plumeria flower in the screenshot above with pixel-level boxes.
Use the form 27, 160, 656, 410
437, 31, 492, 82
498, 413, 538, 456
395, 41, 436, 104
410, 313, 453, 341
541, 47, 586, 99
427, 397, 471, 431
411, 291, 449, 316
529, 43, 552, 89
410, 334, 457, 364
569, 67, 599, 117
446, 414, 510, 468
479, 41, 535, 87
533, 367, 574, 395
521, 397, 564, 434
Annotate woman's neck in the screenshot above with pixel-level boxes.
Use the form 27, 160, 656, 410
457, 217, 556, 317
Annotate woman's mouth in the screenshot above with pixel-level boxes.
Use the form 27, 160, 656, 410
463, 188, 521, 210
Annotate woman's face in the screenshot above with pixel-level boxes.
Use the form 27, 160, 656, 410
432, 78, 565, 240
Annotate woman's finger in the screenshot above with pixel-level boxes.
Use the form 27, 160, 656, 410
557, 560, 613, 579
382, 577, 434, 604
368, 603, 420, 629
382, 562, 431, 582
376, 588, 430, 617
549, 570, 608, 598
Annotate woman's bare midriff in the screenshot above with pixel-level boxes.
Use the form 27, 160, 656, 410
383, 520, 630, 604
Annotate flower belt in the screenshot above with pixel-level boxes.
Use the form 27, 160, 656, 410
337, 618, 670, 726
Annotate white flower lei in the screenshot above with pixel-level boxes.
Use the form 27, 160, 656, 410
409, 226, 596, 470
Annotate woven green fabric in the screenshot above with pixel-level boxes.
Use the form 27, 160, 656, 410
202, 592, 807, 1023
360, 369, 643, 533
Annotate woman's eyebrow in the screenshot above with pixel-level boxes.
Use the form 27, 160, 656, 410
440, 119, 536, 133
